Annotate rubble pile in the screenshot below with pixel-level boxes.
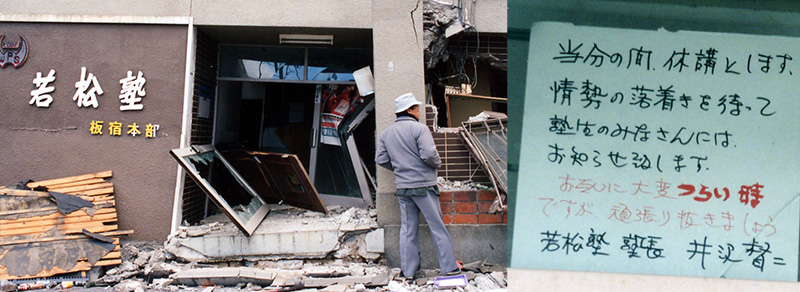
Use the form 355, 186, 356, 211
387, 270, 507, 292
96, 247, 506, 292
86, 207, 506, 291
437, 177, 491, 192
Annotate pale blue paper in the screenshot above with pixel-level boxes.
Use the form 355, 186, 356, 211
510, 22, 800, 281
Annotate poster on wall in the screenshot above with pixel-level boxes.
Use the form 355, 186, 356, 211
320, 85, 361, 146
511, 22, 800, 281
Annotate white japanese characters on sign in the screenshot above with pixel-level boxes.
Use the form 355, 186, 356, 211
73, 67, 103, 108
30, 69, 55, 107
119, 70, 146, 111
25, 65, 159, 139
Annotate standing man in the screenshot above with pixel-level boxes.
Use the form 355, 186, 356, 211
376, 93, 460, 278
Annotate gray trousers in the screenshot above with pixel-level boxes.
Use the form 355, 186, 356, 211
397, 189, 458, 277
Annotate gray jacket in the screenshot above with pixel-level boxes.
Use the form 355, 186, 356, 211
375, 116, 441, 189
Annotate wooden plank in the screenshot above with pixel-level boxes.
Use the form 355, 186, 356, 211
87, 194, 115, 202
0, 221, 118, 237
0, 207, 116, 226
0, 252, 123, 280
0, 207, 59, 217
76, 187, 114, 197
0, 258, 122, 280
0, 230, 132, 247
25, 171, 112, 188
0, 212, 117, 231
65, 224, 118, 235
42, 178, 107, 190
47, 182, 114, 194
0, 188, 51, 197
0, 201, 115, 218
75, 251, 122, 263
0, 189, 94, 203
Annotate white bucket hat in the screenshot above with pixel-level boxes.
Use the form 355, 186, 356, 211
394, 93, 422, 113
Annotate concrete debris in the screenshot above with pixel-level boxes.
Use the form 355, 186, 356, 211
172, 267, 275, 286
70, 205, 506, 292
387, 281, 411, 292
423, 0, 466, 68
152, 278, 174, 289
166, 206, 382, 263
0, 280, 14, 292
438, 177, 491, 191
467, 111, 507, 123
114, 279, 147, 292
335, 233, 381, 261
319, 284, 347, 292
472, 274, 501, 291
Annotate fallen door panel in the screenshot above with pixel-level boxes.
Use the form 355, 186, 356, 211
224, 150, 328, 214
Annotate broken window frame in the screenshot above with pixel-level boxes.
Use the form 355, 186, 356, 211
460, 116, 507, 210
170, 144, 270, 236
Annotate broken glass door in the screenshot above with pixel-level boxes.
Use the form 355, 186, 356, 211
309, 85, 375, 207
170, 145, 270, 236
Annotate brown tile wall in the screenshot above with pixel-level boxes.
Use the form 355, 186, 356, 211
439, 190, 506, 225
181, 30, 218, 224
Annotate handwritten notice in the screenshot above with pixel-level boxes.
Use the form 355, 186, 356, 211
510, 22, 800, 281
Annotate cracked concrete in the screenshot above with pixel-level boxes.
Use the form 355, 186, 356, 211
165, 206, 383, 263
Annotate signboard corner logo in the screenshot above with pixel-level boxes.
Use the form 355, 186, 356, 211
0, 34, 29, 69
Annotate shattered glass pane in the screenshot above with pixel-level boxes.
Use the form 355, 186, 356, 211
185, 151, 264, 220
171, 146, 270, 236
314, 143, 363, 198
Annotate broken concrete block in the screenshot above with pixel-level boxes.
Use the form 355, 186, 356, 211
148, 249, 167, 265
303, 266, 351, 278
271, 270, 304, 287
414, 277, 432, 286
371, 270, 390, 286
164, 239, 209, 262
114, 279, 147, 292
302, 275, 374, 288
348, 284, 367, 292
120, 245, 139, 263
387, 281, 410, 292
134, 250, 153, 267
170, 227, 341, 261
186, 225, 212, 237
151, 278, 173, 289
489, 271, 507, 288
172, 267, 275, 287
119, 261, 139, 273
473, 274, 501, 291
145, 262, 182, 278
320, 284, 348, 292
0, 280, 14, 292
364, 229, 384, 253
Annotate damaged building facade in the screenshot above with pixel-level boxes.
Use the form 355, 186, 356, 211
0, 0, 507, 278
